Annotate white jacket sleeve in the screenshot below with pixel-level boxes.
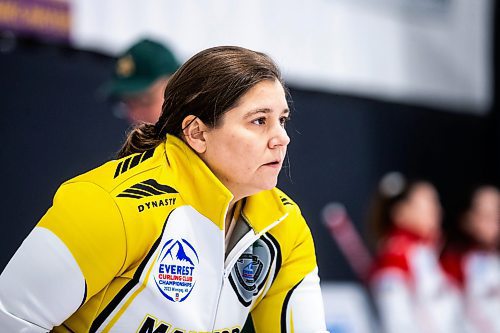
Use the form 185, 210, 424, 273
0, 227, 86, 332
282, 267, 329, 333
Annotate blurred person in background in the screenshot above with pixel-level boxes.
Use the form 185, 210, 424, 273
367, 172, 463, 333
100, 38, 180, 124
0, 46, 328, 332
440, 185, 500, 333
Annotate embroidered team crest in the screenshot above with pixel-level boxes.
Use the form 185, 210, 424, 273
229, 234, 279, 306
153, 238, 199, 302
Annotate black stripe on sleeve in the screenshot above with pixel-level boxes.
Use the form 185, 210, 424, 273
116, 193, 144, 199
79, 281, 88, 308
113, 161, 123, 179
121, 188, 153, 197
121, 156, 133, 174
132, 183, 166, 196
280, 278, 304, 333
143, 179, 178, 193
128, 153, 142, 169
140, 149, 154, 162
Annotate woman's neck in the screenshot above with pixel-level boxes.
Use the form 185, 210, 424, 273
225, 201, 236, 235
226, 198, 246, 235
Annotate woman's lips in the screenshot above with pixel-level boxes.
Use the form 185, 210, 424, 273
263, 161, 281, 168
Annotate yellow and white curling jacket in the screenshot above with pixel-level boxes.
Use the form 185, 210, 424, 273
0, 135, 327, 333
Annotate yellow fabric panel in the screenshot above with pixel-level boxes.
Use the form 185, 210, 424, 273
250, 212, 317, 332
102, 251, 160, 332
110, 187, 177, 273
243, 189, 287, 233
54, 276, 132, 332
38, 181, 127, 301
163, 135, 233, 230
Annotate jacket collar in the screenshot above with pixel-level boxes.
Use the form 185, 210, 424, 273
388, 226, 438, 245
241, 190, 288, 233
161, 135, 287, 233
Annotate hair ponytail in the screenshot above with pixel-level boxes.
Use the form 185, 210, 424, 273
117, 123, 164, 159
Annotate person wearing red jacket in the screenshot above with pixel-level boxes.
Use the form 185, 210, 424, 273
440, 185, 500, 333
368, 172, 463, 333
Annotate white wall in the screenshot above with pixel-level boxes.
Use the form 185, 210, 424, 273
70, 0, 493, 113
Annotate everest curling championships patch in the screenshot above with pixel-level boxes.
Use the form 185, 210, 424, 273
153, 238, 199, 302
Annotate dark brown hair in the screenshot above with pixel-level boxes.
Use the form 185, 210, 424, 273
367, 172, 431, 246
117, 46, 285, 158
446, 184, 500, 249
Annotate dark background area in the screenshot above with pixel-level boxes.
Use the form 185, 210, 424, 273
0, 36, 498, 281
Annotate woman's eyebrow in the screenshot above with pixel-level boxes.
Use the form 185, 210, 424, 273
244, 108, 290, 118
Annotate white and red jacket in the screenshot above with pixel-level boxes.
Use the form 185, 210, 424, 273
369, 228, 464, 333
441, 246, 500, 333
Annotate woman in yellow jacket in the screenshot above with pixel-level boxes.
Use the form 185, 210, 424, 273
0, 46, 328, 332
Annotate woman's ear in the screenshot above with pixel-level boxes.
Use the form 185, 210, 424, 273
182, 115, 208, 153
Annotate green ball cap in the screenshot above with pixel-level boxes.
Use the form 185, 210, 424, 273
101, 39, 180, 97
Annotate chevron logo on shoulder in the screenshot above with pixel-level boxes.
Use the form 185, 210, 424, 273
117, 179, 178, 199
114, 149, 154, 179
280, 196, 293, 206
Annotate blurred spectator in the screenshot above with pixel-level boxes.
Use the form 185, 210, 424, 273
440, 185, 500, 333
367, 172, 463, 333
100, 38, 180, 124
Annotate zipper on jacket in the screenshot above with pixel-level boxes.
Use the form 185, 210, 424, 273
209, 203, 232, 332
223, 213, 288, 279
210, 210, 288, 331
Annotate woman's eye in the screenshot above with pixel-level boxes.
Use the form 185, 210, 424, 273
252, 117, 266, 125
280, 116, 290, 127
